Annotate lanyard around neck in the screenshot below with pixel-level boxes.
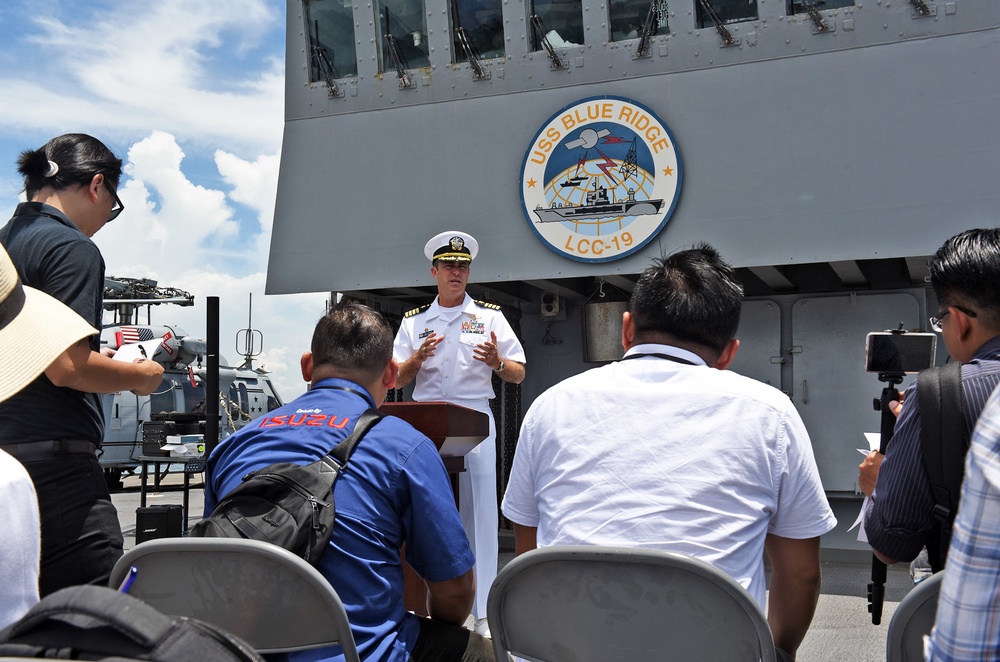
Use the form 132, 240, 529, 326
620, 352, 698, 367
310, 383, 376, 407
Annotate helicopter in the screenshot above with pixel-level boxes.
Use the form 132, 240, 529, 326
98, 276, 283, 489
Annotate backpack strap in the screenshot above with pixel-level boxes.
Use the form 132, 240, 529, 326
320, 408, 385, 471
918, 361, 966, 571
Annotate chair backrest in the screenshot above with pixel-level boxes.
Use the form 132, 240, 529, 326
487, 546, 777, 662
886, 573, 943, 662
108, 538, 359, 662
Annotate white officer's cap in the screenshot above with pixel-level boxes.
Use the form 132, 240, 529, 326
424, 231, 478, 262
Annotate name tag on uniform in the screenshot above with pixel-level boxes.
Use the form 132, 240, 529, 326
418, 328, 435, 339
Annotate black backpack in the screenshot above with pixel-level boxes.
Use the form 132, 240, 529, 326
917, 362, 967, 572
0, 585, 262, 661
189, 408, 384, 566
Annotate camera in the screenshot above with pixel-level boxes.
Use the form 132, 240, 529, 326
864, 331, 937, 375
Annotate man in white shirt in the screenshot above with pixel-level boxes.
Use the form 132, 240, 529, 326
394, 231, 526, 635
502, 244, 836, 661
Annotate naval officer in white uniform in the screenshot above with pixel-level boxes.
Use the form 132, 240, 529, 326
393, 231, 526, 636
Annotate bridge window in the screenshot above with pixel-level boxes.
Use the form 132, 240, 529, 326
450, 0, 505, 63
182, 381, 206, 415
306, 0, 358, 81
227, 383, 242, 422
610, 0, 668, 43
530, 0, 583, 51
150, 380, 178, 415
695, 0, 757, 29
262, 380, 283, 411
376, 0, 430, 73
787, 0, 854, 13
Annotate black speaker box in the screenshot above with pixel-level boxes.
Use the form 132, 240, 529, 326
135, 504, 183, 543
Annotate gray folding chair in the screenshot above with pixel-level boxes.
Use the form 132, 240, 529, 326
487, 545, 777, 662
886, 572, 943, 662
108, 537, 360, 662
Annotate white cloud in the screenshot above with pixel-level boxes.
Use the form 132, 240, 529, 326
95, 131, 237, 274
215, 149, 281, 241
0, 1, 284, 155
131, 131, 240, 240
0, 2, 327, 399
94, 130, 328, 401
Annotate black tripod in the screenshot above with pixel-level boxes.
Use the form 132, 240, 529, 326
867, 371, 904, 625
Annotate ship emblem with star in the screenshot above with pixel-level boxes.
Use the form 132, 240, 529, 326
519, 96, 682, 263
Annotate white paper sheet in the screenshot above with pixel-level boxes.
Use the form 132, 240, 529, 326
112, 338, 162, 363
849, 432, 883, 541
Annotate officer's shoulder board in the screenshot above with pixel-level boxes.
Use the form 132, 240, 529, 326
404, 304, 432, 318
474, 299, 501, 311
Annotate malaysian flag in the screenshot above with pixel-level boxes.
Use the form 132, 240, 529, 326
119, 326, 156, 344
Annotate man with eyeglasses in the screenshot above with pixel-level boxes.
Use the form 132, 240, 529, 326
861, 228, 1000, 572
393, 231, 526, 638
502, 245, 836, 662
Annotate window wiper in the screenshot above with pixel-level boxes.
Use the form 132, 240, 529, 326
310, 20, 341, 98
696, 0, 735, 46
456, 27, 489, 80
530, 15, 566, 69
385, 34, 414, 88
634, 0, 659, 58
800, 1, 830, 32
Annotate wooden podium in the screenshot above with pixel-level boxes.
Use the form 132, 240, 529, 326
379, 401, 489, 615
381, 401, 489, 498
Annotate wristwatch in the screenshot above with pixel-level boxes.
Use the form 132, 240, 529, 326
495, 359, 506, 373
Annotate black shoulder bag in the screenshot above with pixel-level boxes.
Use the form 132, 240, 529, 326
189, 408, 384, 566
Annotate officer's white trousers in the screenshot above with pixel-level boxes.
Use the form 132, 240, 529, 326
454, 398, 497, 620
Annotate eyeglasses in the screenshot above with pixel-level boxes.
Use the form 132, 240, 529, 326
929, 305, 977, 332
104, 179, 124, 222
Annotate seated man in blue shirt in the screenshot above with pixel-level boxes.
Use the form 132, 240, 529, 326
205, 303, 494, 662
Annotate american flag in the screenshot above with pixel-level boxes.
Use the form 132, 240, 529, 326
119, 326, 156, 344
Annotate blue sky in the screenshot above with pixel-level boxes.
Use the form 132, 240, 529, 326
0, 0, 327, 399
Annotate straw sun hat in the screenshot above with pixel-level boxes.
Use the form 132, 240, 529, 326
0, 244, 98, 402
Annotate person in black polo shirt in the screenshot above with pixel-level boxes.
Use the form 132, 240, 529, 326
0, 133, 163, 595
0, 240, 104, 627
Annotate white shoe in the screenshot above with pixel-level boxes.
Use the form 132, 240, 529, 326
473, 616, 491, 638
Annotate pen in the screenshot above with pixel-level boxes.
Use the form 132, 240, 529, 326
118, 566, 138, 593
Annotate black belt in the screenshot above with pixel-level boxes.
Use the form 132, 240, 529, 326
0, 440, 98, 462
